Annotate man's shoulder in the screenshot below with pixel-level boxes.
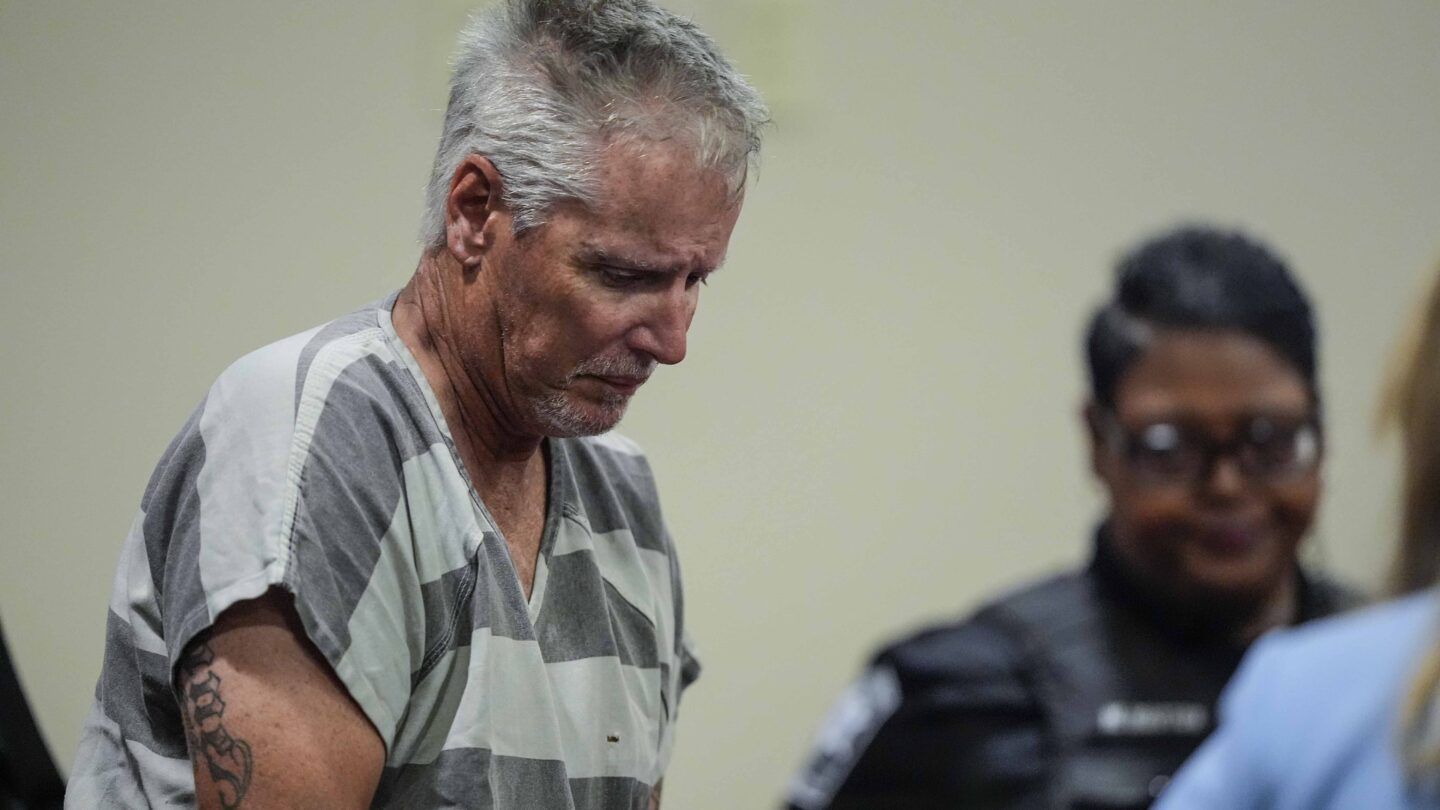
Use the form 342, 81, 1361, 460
215, 301, 392, 399
560, 431, 658, 494
569, 430, 651, 463
555, 431, 678, 555
155, 298, 429, 516
567, 429, 650, 459
210, 323, 327, 402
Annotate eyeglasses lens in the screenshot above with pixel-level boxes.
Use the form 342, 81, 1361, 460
1117, 418, 1317, 485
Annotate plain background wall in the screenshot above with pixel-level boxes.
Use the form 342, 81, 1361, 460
4, 1, 1440, 807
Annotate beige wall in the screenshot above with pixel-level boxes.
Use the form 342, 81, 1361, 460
4, 2, 1439, 807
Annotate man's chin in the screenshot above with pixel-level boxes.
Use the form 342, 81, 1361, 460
534, 395, 629, 438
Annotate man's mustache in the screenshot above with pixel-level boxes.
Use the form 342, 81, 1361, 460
569, 353, 658, 382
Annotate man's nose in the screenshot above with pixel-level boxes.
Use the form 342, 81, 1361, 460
630, 289, 694, 366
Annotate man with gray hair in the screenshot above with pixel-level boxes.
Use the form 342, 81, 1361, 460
66, 2, 766, 807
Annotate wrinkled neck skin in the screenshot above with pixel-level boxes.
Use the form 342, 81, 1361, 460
393, 253, 550, 599
392, 253, 544, 475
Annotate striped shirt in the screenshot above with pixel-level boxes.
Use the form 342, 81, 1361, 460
66, 294, 700, 809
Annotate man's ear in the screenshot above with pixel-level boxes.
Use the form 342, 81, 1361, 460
445, 155, 507, 268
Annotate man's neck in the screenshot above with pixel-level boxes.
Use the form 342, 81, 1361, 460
392, 254, 541, 466
393, 255, 551, 597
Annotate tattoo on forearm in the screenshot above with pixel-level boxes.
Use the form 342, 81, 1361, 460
179, 642, 254, 809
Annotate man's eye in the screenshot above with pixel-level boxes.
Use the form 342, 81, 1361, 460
686, 272, 710, 288
599, 267, 645, 287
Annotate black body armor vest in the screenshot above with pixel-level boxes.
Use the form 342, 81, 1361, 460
973, 543, 1360, 809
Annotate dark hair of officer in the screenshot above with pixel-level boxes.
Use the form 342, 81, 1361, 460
1082, 225, 1323, 640
1086, 226, 1319, 412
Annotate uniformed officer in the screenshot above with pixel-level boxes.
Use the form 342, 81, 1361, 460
784, 225, 1360, 810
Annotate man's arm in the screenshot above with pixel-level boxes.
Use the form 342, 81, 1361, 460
176, 591, 385, 810
650, 778, 663, 809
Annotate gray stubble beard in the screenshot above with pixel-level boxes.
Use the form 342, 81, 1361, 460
534, 390, 630, 437
533, 352, 657, 437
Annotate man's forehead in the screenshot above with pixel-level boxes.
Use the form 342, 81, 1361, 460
600, 133, 698, 175
595, 137, 737, 204
556, 140, 740, 272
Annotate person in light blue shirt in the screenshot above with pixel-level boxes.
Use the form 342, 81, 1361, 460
1158, 261, 1440, 810
1155, 592, 1436, 809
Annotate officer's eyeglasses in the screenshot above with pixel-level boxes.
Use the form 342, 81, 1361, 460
1100, 412, 1321, 488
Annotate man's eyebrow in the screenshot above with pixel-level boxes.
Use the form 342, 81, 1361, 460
577, 243, 723, 275
578, 246, 663, 272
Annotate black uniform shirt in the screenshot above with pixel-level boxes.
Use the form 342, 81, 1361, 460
784, 528, 1362, 810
